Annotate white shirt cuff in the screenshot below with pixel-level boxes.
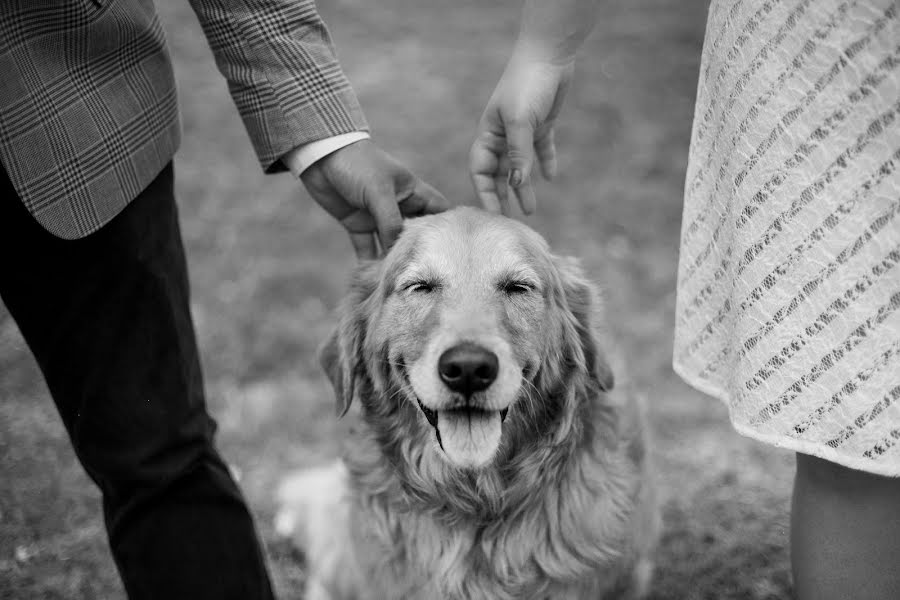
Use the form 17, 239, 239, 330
282, 132, 371, 177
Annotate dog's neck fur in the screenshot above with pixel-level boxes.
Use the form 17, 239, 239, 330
342, 372, 641, 600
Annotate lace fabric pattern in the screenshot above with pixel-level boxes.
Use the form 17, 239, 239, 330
674, 0, 900, 476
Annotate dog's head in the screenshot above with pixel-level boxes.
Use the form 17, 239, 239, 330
321, 207, 613, 472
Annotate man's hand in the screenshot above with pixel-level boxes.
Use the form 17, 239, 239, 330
469, 52, 574, 215
301, 139, 448, 259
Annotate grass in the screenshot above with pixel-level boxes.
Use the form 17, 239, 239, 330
0, 1, 796, 598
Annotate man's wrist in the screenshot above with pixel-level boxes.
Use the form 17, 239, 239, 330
283, 132, 371, 178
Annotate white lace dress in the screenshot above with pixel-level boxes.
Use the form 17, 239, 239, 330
674, 0, 900, 476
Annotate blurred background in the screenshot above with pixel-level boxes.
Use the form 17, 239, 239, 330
0, 1, 798, 598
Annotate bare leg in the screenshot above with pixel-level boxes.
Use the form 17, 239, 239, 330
791, 453, 900, 600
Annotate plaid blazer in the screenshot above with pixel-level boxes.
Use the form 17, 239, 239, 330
0, 0, 369, 239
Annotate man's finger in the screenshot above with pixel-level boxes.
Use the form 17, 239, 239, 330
366, 188, 404, 253
349, 232, 378, 261
399, 179, 450, 217
340, 210, 377, 233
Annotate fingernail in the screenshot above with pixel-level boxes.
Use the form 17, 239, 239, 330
509, 168, 523, 188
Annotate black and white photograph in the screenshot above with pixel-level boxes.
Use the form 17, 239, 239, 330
1, 0, 898, 598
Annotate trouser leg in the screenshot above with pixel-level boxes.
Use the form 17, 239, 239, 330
0, 164, 275, 600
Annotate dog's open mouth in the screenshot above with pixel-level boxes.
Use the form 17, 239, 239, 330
416, 398, 509, 469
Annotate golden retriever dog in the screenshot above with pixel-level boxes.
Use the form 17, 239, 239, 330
275, 206, 658, 600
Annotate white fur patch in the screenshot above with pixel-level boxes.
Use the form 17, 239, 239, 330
275, 461, 359, 600
274, 461, 348, 541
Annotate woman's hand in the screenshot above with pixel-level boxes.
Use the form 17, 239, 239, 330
469, 51, 574, 216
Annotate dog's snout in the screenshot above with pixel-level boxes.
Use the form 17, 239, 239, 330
438, 343, 499, 395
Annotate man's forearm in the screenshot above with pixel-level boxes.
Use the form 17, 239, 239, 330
186, 0, 369, 172
517, 0, 601, 62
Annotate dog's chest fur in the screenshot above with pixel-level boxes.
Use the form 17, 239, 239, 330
343, 431, 644, 600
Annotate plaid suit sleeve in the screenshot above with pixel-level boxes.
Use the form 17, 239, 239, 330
188, 0, 369, 172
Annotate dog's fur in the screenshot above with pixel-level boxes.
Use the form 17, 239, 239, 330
275, 207, 658, 600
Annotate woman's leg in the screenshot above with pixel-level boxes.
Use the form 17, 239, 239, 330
791, 452, 900, 600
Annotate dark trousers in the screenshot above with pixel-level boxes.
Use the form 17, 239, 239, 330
0, 164, 275, 600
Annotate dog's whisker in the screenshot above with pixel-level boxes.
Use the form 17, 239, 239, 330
521, 377, 543, 409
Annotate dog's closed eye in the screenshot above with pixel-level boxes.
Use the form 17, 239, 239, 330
405, 280, 438, 293
499, 279, 536, 295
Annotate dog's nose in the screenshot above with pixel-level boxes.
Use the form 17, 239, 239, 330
438, 343, 499, 395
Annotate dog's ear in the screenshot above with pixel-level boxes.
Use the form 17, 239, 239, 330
318, 261, 380, 417
318, 327, 351, 416
555, 255, 615, 391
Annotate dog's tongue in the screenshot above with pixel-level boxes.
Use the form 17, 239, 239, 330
436, 410, 502, 469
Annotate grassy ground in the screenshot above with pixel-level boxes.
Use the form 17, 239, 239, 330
0, 1, 797, 598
